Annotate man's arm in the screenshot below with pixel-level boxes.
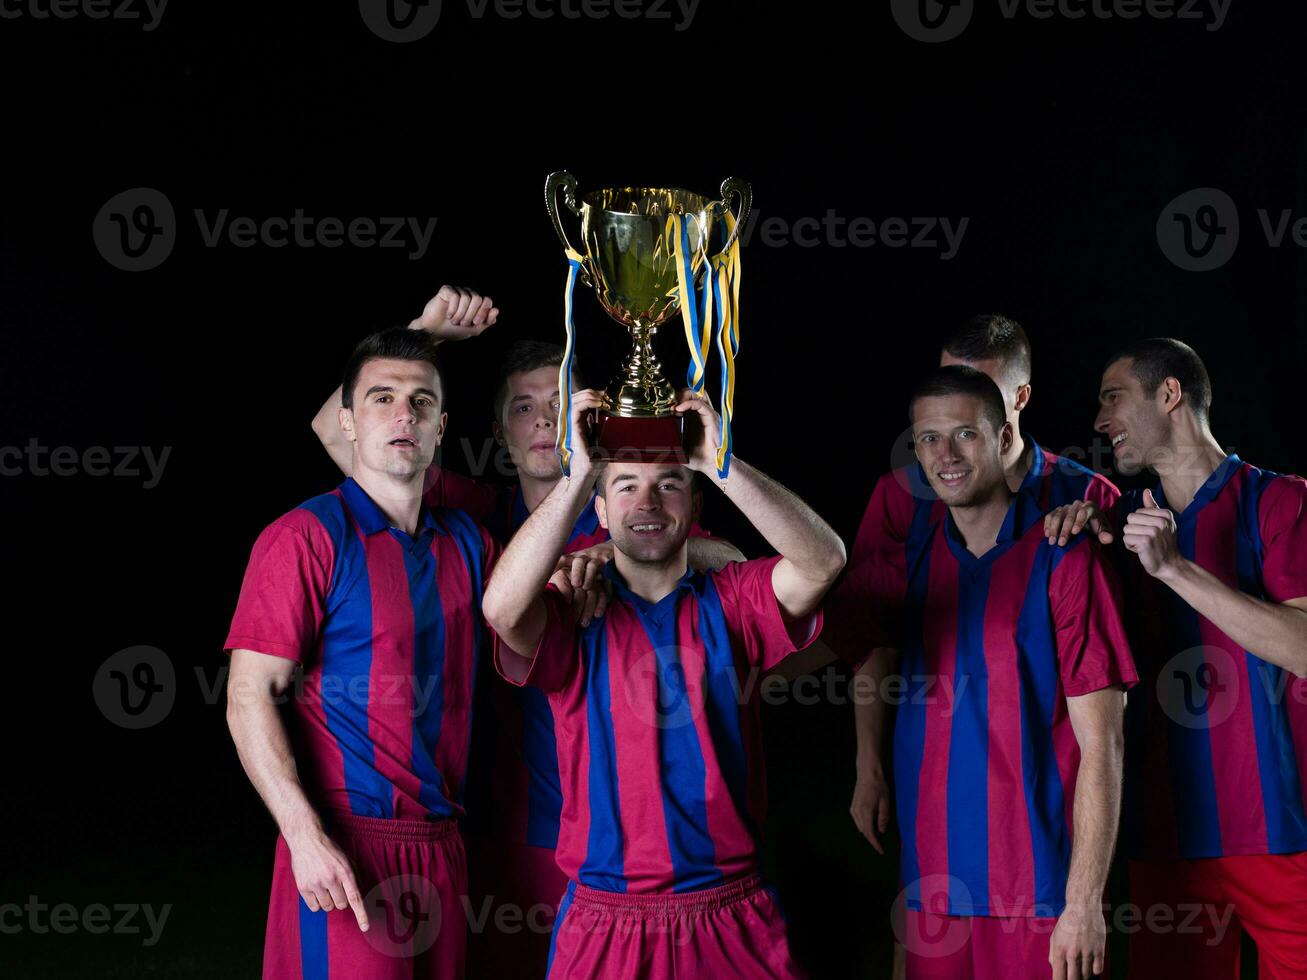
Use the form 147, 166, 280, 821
687, 535, 747, 569
1126, 489, 1307, 677
678, 392, 846, 619
482, 390, 605, 656
850, 646, 900, 853
226, 649, 370, 931
1048, 686, 1124, 980
310, 284, 499, 477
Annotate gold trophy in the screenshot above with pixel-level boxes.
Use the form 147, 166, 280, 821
545, 171, 751, 469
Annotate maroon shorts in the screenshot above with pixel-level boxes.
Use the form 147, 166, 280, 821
1127, 853, 1307, 980
262, 813, 466, 980
546, 873, 805, 979
900, 908, 1099, 979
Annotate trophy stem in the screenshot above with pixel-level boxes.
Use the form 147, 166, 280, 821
607, 319, 677, 417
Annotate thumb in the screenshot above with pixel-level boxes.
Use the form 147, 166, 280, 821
1143, 488, 1158, 509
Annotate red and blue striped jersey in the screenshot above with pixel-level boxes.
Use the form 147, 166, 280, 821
831, 437, 1121, 664
1121, 456, 1307, 861
477, 485, 605, 850
493, 557, 822, 894
440, 467, 717, 851
224, 478, 499, 821
894, 491, 1137, 918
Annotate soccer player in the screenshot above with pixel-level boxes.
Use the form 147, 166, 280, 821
1051, 338, 1307, 978
838, 315, 1121, 859
481, 387, 846, 979
224, 327, 499, 978
312, 289, 745, 975
863, 365, 1136, 979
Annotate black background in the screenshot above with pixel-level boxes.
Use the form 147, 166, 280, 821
3, 1, 1305, 976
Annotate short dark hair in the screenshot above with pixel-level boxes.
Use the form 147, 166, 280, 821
1106, 337, 1212, 423
341, 327, 444, 410
491, 340, 587, 423
909, 364, 1008, 435
942, 314, 1032, 387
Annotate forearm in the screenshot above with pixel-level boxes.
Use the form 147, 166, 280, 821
854, 648, 899, 776
1064, 736, 1122, 909
226, 698, 321, 843
709, 457, 845, 581
686, 535, 746, 571
1162, 559, 1307, 676
311, 385, 354, 478
484, 470, 596, 629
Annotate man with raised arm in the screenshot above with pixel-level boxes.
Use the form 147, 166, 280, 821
310, 286, 744, 975
481, 387, 845, 979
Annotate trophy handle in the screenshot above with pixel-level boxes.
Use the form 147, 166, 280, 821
712, 176, 752, 256
545, 171, 593, 285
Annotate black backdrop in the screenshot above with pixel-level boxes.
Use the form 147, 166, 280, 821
3, 3, 1306, 976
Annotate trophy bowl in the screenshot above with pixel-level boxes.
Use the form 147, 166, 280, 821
546, 172, 750, 461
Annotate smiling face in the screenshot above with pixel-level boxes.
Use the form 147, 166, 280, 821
342, 357, 447, 482
1094, 357, 1171, 475
594, 462, 697, 565
911, 393, 1013, 508
495, 364, 562, 482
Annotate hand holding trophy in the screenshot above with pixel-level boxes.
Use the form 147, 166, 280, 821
544, 172, 751, 480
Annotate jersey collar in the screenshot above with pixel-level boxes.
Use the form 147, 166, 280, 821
602, 560, 698, 622
339, 478, 441, 537
943, 485, 1043, 564
1152, 453, 1243, 521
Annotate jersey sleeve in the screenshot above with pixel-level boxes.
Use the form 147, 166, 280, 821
713, 556, 823, 672
423, 466, 502, 523
1049, 538, 1139, 697
1083, 471, 1122, 515
492, 588, 579, 694
223, 512, 334, 663
825, 471, 916, 668
1260, 475, 1307, 602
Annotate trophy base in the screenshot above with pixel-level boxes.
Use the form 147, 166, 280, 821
590, 412, 687, 463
